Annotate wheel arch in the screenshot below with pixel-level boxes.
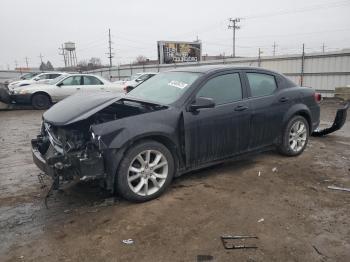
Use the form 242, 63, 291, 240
122, 134, 182, 172
31, 91, 52, 104
105, 133, 182, 194
283, 104, 312, 134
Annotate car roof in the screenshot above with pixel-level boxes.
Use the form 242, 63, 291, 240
136, 72, 158, 75
169, 65, 280, 75
65, 73, 106, 79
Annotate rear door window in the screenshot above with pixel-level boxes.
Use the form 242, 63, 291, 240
83, 76, 103, 85
196, 73, 242, 105
246, 73, 277, 97
49, 74, 61, 79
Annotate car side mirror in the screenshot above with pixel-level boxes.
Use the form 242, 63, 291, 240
57, 82, 63, 87
34, 77, 39, 81
135, 79, 141, 82
189, 97, 215, 111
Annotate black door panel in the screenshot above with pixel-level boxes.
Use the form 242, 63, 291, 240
183, 72, 251, 167
184, 102, 251, 167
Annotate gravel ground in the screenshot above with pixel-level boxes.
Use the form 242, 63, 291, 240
0, 99, 349, 262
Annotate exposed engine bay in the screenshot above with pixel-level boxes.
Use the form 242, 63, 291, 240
32, 99, 167, 184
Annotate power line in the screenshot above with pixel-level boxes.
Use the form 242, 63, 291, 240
243, 0, 350, 20
228, 18, 241, 57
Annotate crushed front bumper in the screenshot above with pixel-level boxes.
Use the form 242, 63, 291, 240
31, 137, 106, 181
312, 102, 349, 136
32, 138, 55, 177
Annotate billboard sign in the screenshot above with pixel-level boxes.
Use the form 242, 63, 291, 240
157, 41, 202, 64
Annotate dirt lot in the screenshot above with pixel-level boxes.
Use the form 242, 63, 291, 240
0, 99, 349, 262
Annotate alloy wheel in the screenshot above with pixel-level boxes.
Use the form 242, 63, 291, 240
289, 120, 307, 153
127, 150, 168, 196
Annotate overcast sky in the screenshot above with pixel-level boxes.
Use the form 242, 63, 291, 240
0, 0, 349, 69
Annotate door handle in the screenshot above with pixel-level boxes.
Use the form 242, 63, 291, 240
76, 87, 81, 90
234, 105, 248, 111
279, 97, 289, 103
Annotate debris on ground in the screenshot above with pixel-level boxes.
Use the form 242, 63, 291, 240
258, 171, 261, 177
87, 209, 99, 213
257, 218, 264, 223
197, 254, 214, 261
95, 197, 116, 207
272, 167, 278, 173
327, 185, 350, 192
122, 239, 134, 245
221, 235, 258, 249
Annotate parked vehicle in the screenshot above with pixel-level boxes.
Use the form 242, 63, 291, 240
123, 72, 157, 92
9, 73, 124, 109
8, 72, 66, 88
3, 72, 42, 86
19, 72, 42, 80
31, 66, 348, 202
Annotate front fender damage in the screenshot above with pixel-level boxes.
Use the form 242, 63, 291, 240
312, 102, 349, 137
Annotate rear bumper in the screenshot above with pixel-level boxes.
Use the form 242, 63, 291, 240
312, 102, 349, 136
10, 94, 32, 104
0, 86, 11, 104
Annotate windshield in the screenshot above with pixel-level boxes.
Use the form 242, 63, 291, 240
130, 73, 142, 81
21, 72, 39, 80
49, 74, 67, 85
128, 71, 201, 104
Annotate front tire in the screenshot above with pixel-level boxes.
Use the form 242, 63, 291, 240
277, 115, 309, 156
116, 140, 174, 202
32, 93, 51, 110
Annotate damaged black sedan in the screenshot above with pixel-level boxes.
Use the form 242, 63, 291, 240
32, 66, 347, 202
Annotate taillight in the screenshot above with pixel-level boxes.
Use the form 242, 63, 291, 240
314, 92, 322, 103
123, 86, 128, 93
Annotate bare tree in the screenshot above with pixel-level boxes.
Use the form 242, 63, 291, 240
134, 55, 148, 65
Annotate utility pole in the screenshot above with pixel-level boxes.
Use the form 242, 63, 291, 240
228, 18, 240, 58
107, 28, 114, 67
258, 48, 263, 67
301, 43, 305, 86
273, 41, 277, 56
25, 57, 29, 68
39, 53, 44, 63
322, 43, 325, 53
14, 60, 18, 70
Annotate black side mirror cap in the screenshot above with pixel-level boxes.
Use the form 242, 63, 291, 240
189, 97, 215, 111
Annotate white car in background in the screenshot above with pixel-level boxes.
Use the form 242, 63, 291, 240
123, 72, 157, 92
9, 74, 125, 109
8, 72, 66, 88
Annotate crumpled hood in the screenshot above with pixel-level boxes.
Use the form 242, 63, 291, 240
43, 92, 125, 126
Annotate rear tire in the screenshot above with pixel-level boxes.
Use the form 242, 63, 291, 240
116, 140, 174, 202
32, 93, 51, 110
277, 115, 309, 156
